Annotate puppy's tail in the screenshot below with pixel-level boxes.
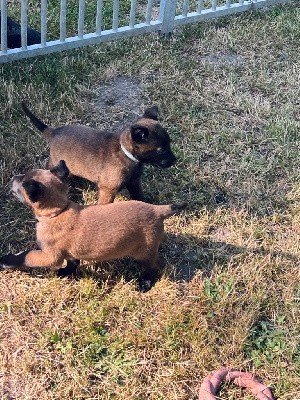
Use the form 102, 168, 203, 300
22, 102, 53, 140
156, 202, 187, 219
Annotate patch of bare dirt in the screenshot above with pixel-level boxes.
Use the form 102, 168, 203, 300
200, 52, 244, 67
89, 75, 147, 131
182, 45, 244, 67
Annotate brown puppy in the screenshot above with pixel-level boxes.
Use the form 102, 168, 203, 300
0, 161, 186, 291
22, 103, 177, 204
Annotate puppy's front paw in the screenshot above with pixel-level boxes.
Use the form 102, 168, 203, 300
0, 251, 29, 269
137, 278, 152, 293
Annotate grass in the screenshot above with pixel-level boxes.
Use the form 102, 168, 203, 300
1, 1, 300, 399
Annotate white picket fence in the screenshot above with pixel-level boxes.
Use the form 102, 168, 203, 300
0, 0, 290, 63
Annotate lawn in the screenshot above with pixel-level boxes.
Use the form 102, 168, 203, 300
0, 1, 299, 399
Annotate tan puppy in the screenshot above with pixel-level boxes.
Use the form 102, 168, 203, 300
22, 103, 177, 204
0, 161, 186, 291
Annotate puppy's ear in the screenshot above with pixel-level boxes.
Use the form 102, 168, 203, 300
131, 125, 150, 143
143, 106, 159, 121
50, 160, 69, 181
22, 180, 45, 203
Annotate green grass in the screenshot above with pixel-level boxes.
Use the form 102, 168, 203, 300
1, 1, 300, 399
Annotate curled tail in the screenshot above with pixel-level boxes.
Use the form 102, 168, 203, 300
22, 102, 53, 140
156, 202, 187, 219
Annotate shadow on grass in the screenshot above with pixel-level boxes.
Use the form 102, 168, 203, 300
162, 233, 299, 282
67, 169, 230, 210
15, 231, 296, 291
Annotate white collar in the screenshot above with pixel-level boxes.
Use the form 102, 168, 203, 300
120, 143, 139, 163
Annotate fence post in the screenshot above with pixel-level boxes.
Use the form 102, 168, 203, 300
21, 0, 28, 49
159, 0, 177, 34
1, 0, 8, 52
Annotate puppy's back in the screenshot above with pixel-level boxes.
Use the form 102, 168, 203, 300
49, 126, 120, 180
68, 201, 165, 261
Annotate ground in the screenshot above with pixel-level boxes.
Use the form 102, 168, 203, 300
0, 1, 300, 399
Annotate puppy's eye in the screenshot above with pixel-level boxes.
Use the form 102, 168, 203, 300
157, 147, 164, 154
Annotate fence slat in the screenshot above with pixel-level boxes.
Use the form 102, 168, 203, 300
96, 0, 103, 34
0, 0, 291, 63
182, 0, 189, 17
146, 0, 154, 24
1, 0, 8, 52
60, 0, 67, 41
197, 0, 203, 14
113, 0, 119, 31
21, 0, 28, 49
78, 0, 86, 38
41, 0, 47, 45
129, 0, 137, 27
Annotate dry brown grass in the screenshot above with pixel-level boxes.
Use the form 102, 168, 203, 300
1, 1, 300, 399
